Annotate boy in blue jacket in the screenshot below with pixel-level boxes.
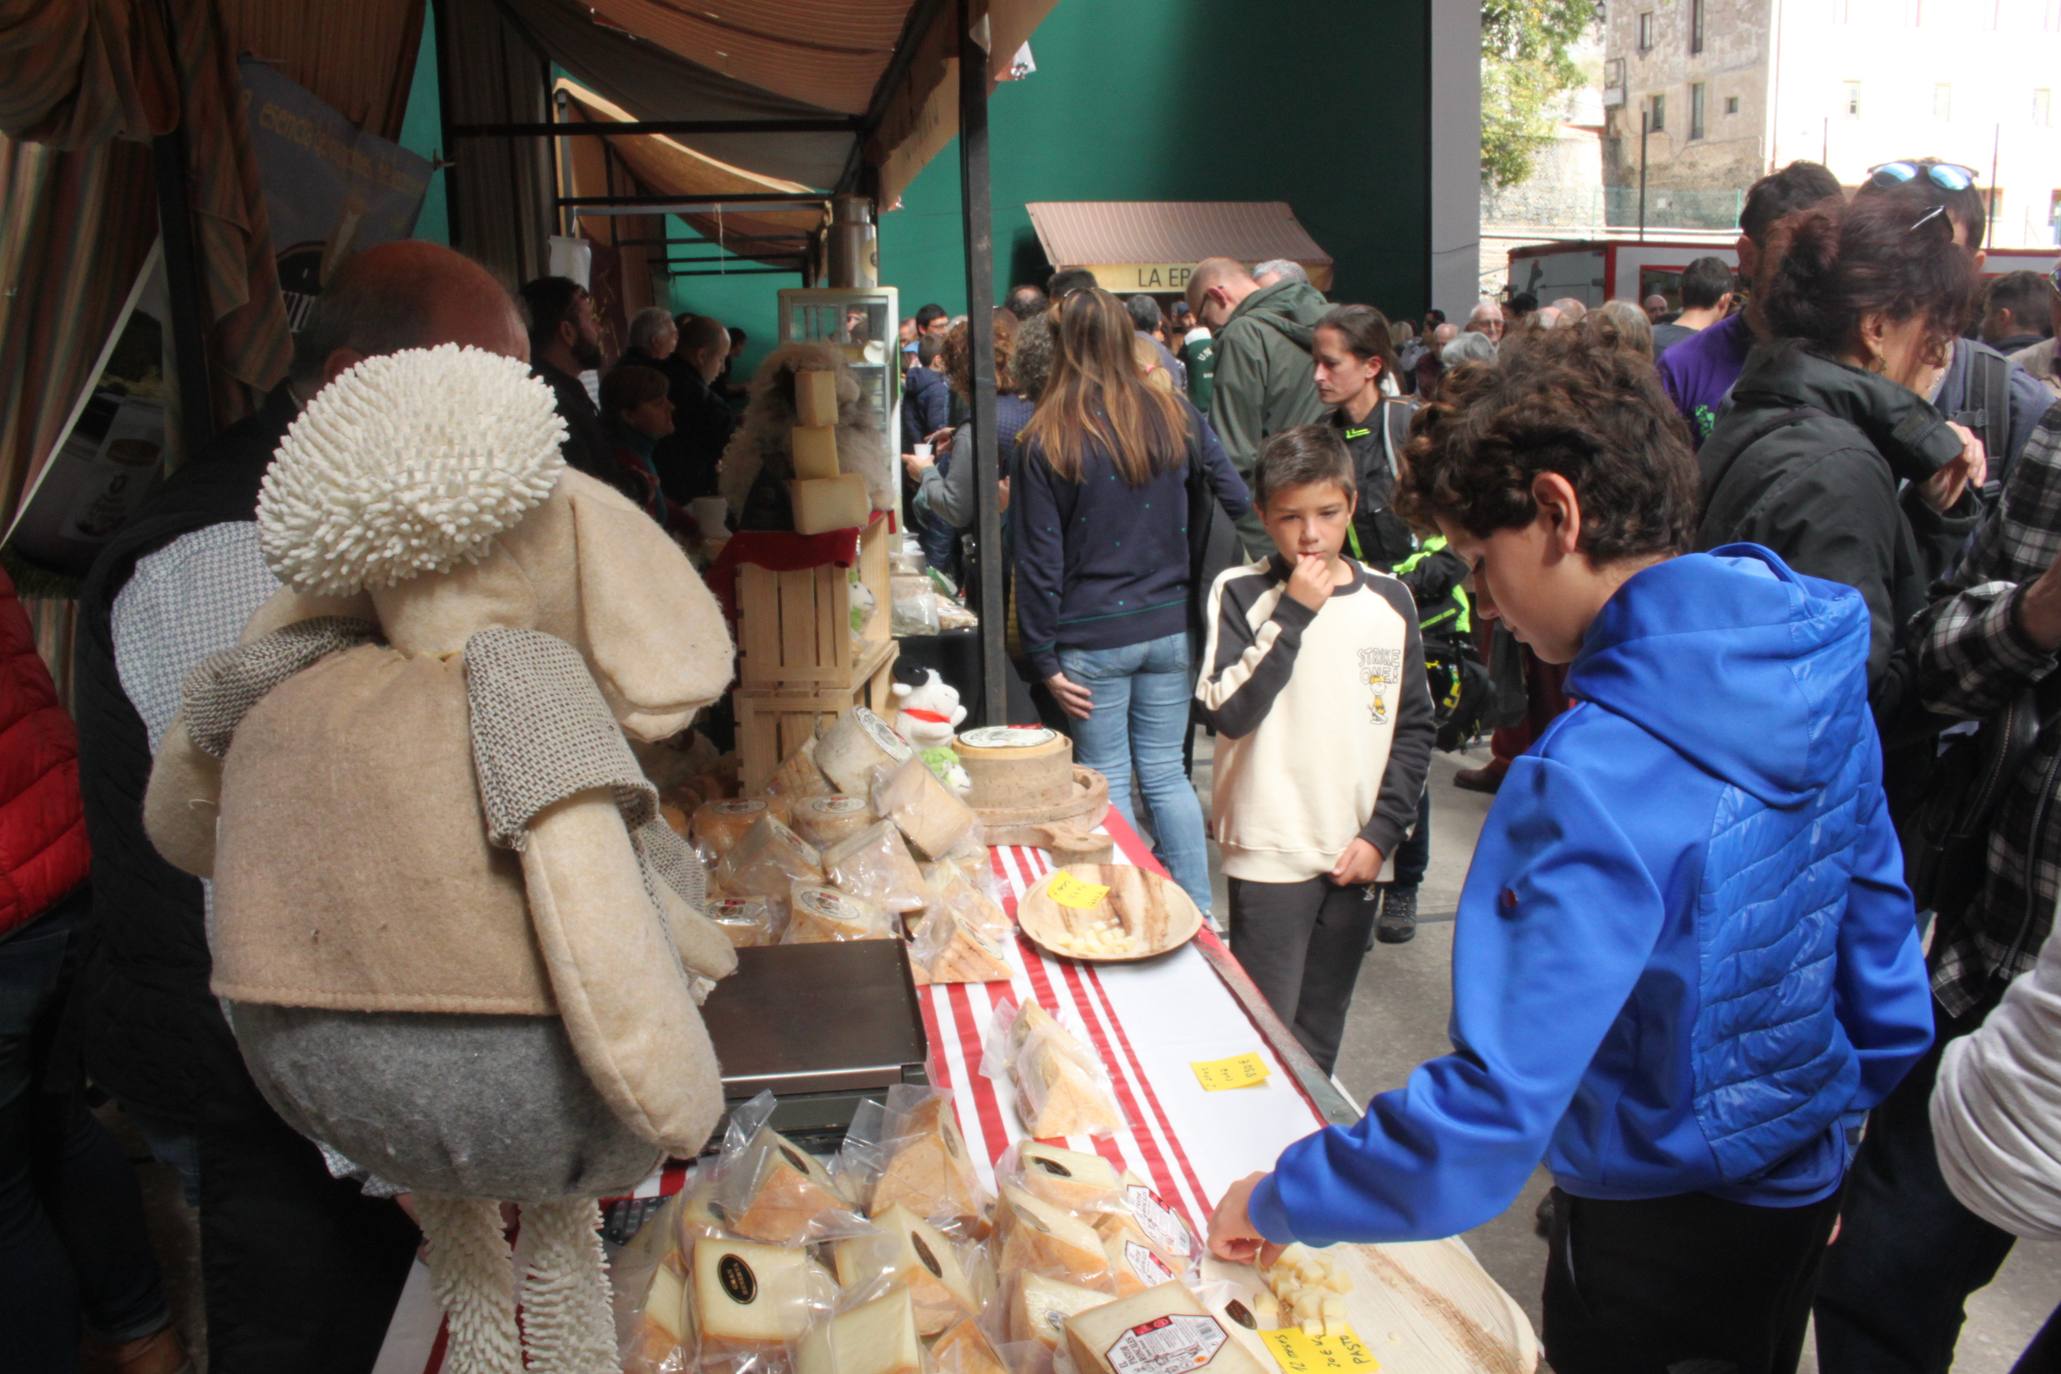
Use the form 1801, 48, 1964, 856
1207, 328, 1934, 1374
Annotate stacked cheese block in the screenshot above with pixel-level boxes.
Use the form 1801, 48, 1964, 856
788, 369, 871, 535
617, 1081, 1291, 1374
994, 1000, 1124, 1139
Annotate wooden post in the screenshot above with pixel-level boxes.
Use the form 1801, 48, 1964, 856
958, 0, 1006, 726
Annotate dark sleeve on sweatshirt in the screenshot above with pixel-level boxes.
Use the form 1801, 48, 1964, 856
1014, 443, 1069, 680
1361, 579, 1434, 856
1193, 567, 1315, 739
1192, 408, 1253, 521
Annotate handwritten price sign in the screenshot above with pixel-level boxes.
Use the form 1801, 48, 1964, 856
1191, 1052, 1272, 1092
1259, 1323, 1380, 1371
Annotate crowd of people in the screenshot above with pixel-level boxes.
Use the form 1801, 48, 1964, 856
10, 142, 2061, 1373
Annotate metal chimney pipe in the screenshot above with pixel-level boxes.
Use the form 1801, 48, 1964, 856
827, 194, 878, 288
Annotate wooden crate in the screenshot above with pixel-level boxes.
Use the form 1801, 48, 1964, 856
735, 516, 891, 689
734, 639, 900, 793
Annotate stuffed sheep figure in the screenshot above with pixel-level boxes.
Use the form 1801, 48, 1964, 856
718, 340, 893, 527
142, 344, 739, 1374
892, 668, 971, 794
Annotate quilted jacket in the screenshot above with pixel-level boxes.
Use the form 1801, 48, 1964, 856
1251, 547, 1935, 1245
0, 566, 91, 940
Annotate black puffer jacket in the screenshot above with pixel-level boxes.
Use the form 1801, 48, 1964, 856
1696, 339, 1978, 738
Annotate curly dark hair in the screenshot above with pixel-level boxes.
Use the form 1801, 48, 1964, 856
1398, 327, 1699, 562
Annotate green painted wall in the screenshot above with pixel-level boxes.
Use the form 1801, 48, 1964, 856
397, 10, 450, 246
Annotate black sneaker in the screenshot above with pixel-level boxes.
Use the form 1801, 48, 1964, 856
1376, 885, 1417, 944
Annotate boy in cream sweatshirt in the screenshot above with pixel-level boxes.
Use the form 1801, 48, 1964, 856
1195, 424, 1433, 1072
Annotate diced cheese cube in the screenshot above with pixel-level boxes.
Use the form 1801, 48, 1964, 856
930, 1317, 1009, 1374
1065, 1283, 1266, 1374
1002, 1271, 1111, 1352
869, 1095, 986, 1231
830, 1204, 976, 1336
793, 1288, 920, 1374
1018, 1143, 1121, 1212
729, 1126, 849, 1244
788, 474, 870, 535
792, 423, 841, 480
995, 1183, 1113, 1287
690, 1236, 833, 1350
795, 369, 840, 428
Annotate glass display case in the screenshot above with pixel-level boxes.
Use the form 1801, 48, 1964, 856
778, 286, 902, 512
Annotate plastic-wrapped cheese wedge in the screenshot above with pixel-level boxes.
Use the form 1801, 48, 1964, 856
870, 754, 977, 859
692, 798, 769, 858
817, 708, 914, 796
1096, 1171, 1199, 1266
622, 1252, 691, 1372
909, 901, 1013, 986
794, 369, 840, 429
830, 1204, 976, 1336
929, 1318, 1009, 1374
820, 819, 927, 914
707, 896, 782, 948
1014, 1143, 1122, 1213
994, 1183, 1114, 1289
1065, 1283, 1267, 1374
690, 1236, 837, 1353
785, 882, 892, 944
714, 815, 822, 901
869, 1094, 986, 1232
1102, 1228, 1180, 1297
793, 1288, 921, 1374
792, 793, 878, 849
1001, 1270, 1110, 1352
726, 1125, 853, 1245
1014, 1035, 1122, 1139
767, 737, 835, 802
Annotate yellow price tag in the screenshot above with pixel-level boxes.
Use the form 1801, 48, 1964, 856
1046, 871, 1112, 909
1259, 1324, 1380, 1371
1191, 1052, 1272, 1091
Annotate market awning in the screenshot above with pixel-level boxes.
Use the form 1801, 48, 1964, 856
554, 79, 824, 263
1025, 201, 1335, 295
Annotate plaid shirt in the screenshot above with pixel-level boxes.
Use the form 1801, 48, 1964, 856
1911, 403, 2061, 1016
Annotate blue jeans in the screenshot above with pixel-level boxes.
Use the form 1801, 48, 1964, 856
0, 894, 171, 1362
1057, 632, 1213, 913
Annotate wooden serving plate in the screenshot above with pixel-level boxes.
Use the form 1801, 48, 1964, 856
1016, 864, 1203, 963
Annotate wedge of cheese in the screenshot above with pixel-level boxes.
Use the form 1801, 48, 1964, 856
830, 1204, 975, 1335
1095, 1172, 1198, 1265
817, 708, 914, 796
690, 1236, 834, 1351
792, 793, 878, 848
793, 1288, 920, 1374
871, 754, 977, 859
729, 1126, 850, 1244
789, 473, 870, 535
1065, 1283, 1266, 1374
785, 882, 890, 943
995, 1183, 1113, 1288
870, 1095, 986, 1231
1002, 1270, 1111, 1352
792, 423, 841, 481
929, 1318, 1009, 1374
1103, 1229, 1180, 1297
1017, 1143, 1121, 1212
692, 799, 768, 858
624, 1252, 691, 1371
767, 738, 834, 801
795, 369, 840, 429
911, 904, 1014, 986
1014, 1036, 1121, 1139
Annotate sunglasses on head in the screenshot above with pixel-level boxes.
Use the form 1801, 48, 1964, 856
1868, 160, 1978, 193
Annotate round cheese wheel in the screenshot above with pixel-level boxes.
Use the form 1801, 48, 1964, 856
817, 707, 914, 796
785, 883, 887, 943
792, 793, 878, 848
955, 726, 1074, 811
692, 798, 769, 858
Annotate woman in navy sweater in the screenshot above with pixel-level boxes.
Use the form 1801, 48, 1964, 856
1014, 288, 1250, 912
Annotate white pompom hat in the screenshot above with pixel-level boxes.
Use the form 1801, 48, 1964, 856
257, 344, 568, 597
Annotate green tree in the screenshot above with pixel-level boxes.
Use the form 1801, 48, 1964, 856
1481, 0, 1600, 189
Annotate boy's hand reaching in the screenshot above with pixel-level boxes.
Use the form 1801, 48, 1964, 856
1330, 837, 1383, 886
1286, 553, 1333, 612
1208, 1172, 1285, 1267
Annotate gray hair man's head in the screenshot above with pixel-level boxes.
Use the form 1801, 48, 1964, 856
628, 306, 677, 353
290, 242, 520, 389
1251, 259, 1310, 288
1441, 332, 1498, 368
1125, 294, 1163, 333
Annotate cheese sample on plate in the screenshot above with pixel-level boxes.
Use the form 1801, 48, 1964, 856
870, 754, 977, 859
692, 798, 768, 858
784, 882, 892, 943
794, 369, 840, 429
816, 708, 915, 796
1015, 1143, 1122, 1212
791, 422, 841, 481
788, 474, 871, 535
830, 1204, 976, 1335
690, 1236, 836, 1352
869, 1094, 986, 1230
995, 1183, 1114, 1288
1001, 1270, 1111, 1352
793, 1288, 920, 1374
929, 1318, 1009, 1374
1064, 1283, 1266, 1374
727, 1125, 852, 1244
792, 793, 878, 848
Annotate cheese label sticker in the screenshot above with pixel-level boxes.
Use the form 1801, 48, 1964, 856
711, 800, 765, 814
1104, 1314, 1228, 1374
1191, 1052, 1272, 1092
1125, 1184, 1196, 1258
810, 795, 869, 813
795, 886, 863, 922
1124, 1239, 1177, 1286
1259, 1324, 1380, 1371
717, 1253, 758, 1305
854, 707, 914, 758
959, 725, 1057, 749
1046, 871, 1112, 909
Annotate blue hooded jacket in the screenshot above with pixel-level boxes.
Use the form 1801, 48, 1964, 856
1249, 547, 1934, 1244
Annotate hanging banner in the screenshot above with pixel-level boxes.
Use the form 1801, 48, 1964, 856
241, 58, 432, 335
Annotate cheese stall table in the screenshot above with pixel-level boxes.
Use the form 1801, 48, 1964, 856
373, 813, 1541, 1374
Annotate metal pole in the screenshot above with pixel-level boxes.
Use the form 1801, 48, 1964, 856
151, 0, 214, 458
958, 0, 1006, 726
1638, 109, 1649, 243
